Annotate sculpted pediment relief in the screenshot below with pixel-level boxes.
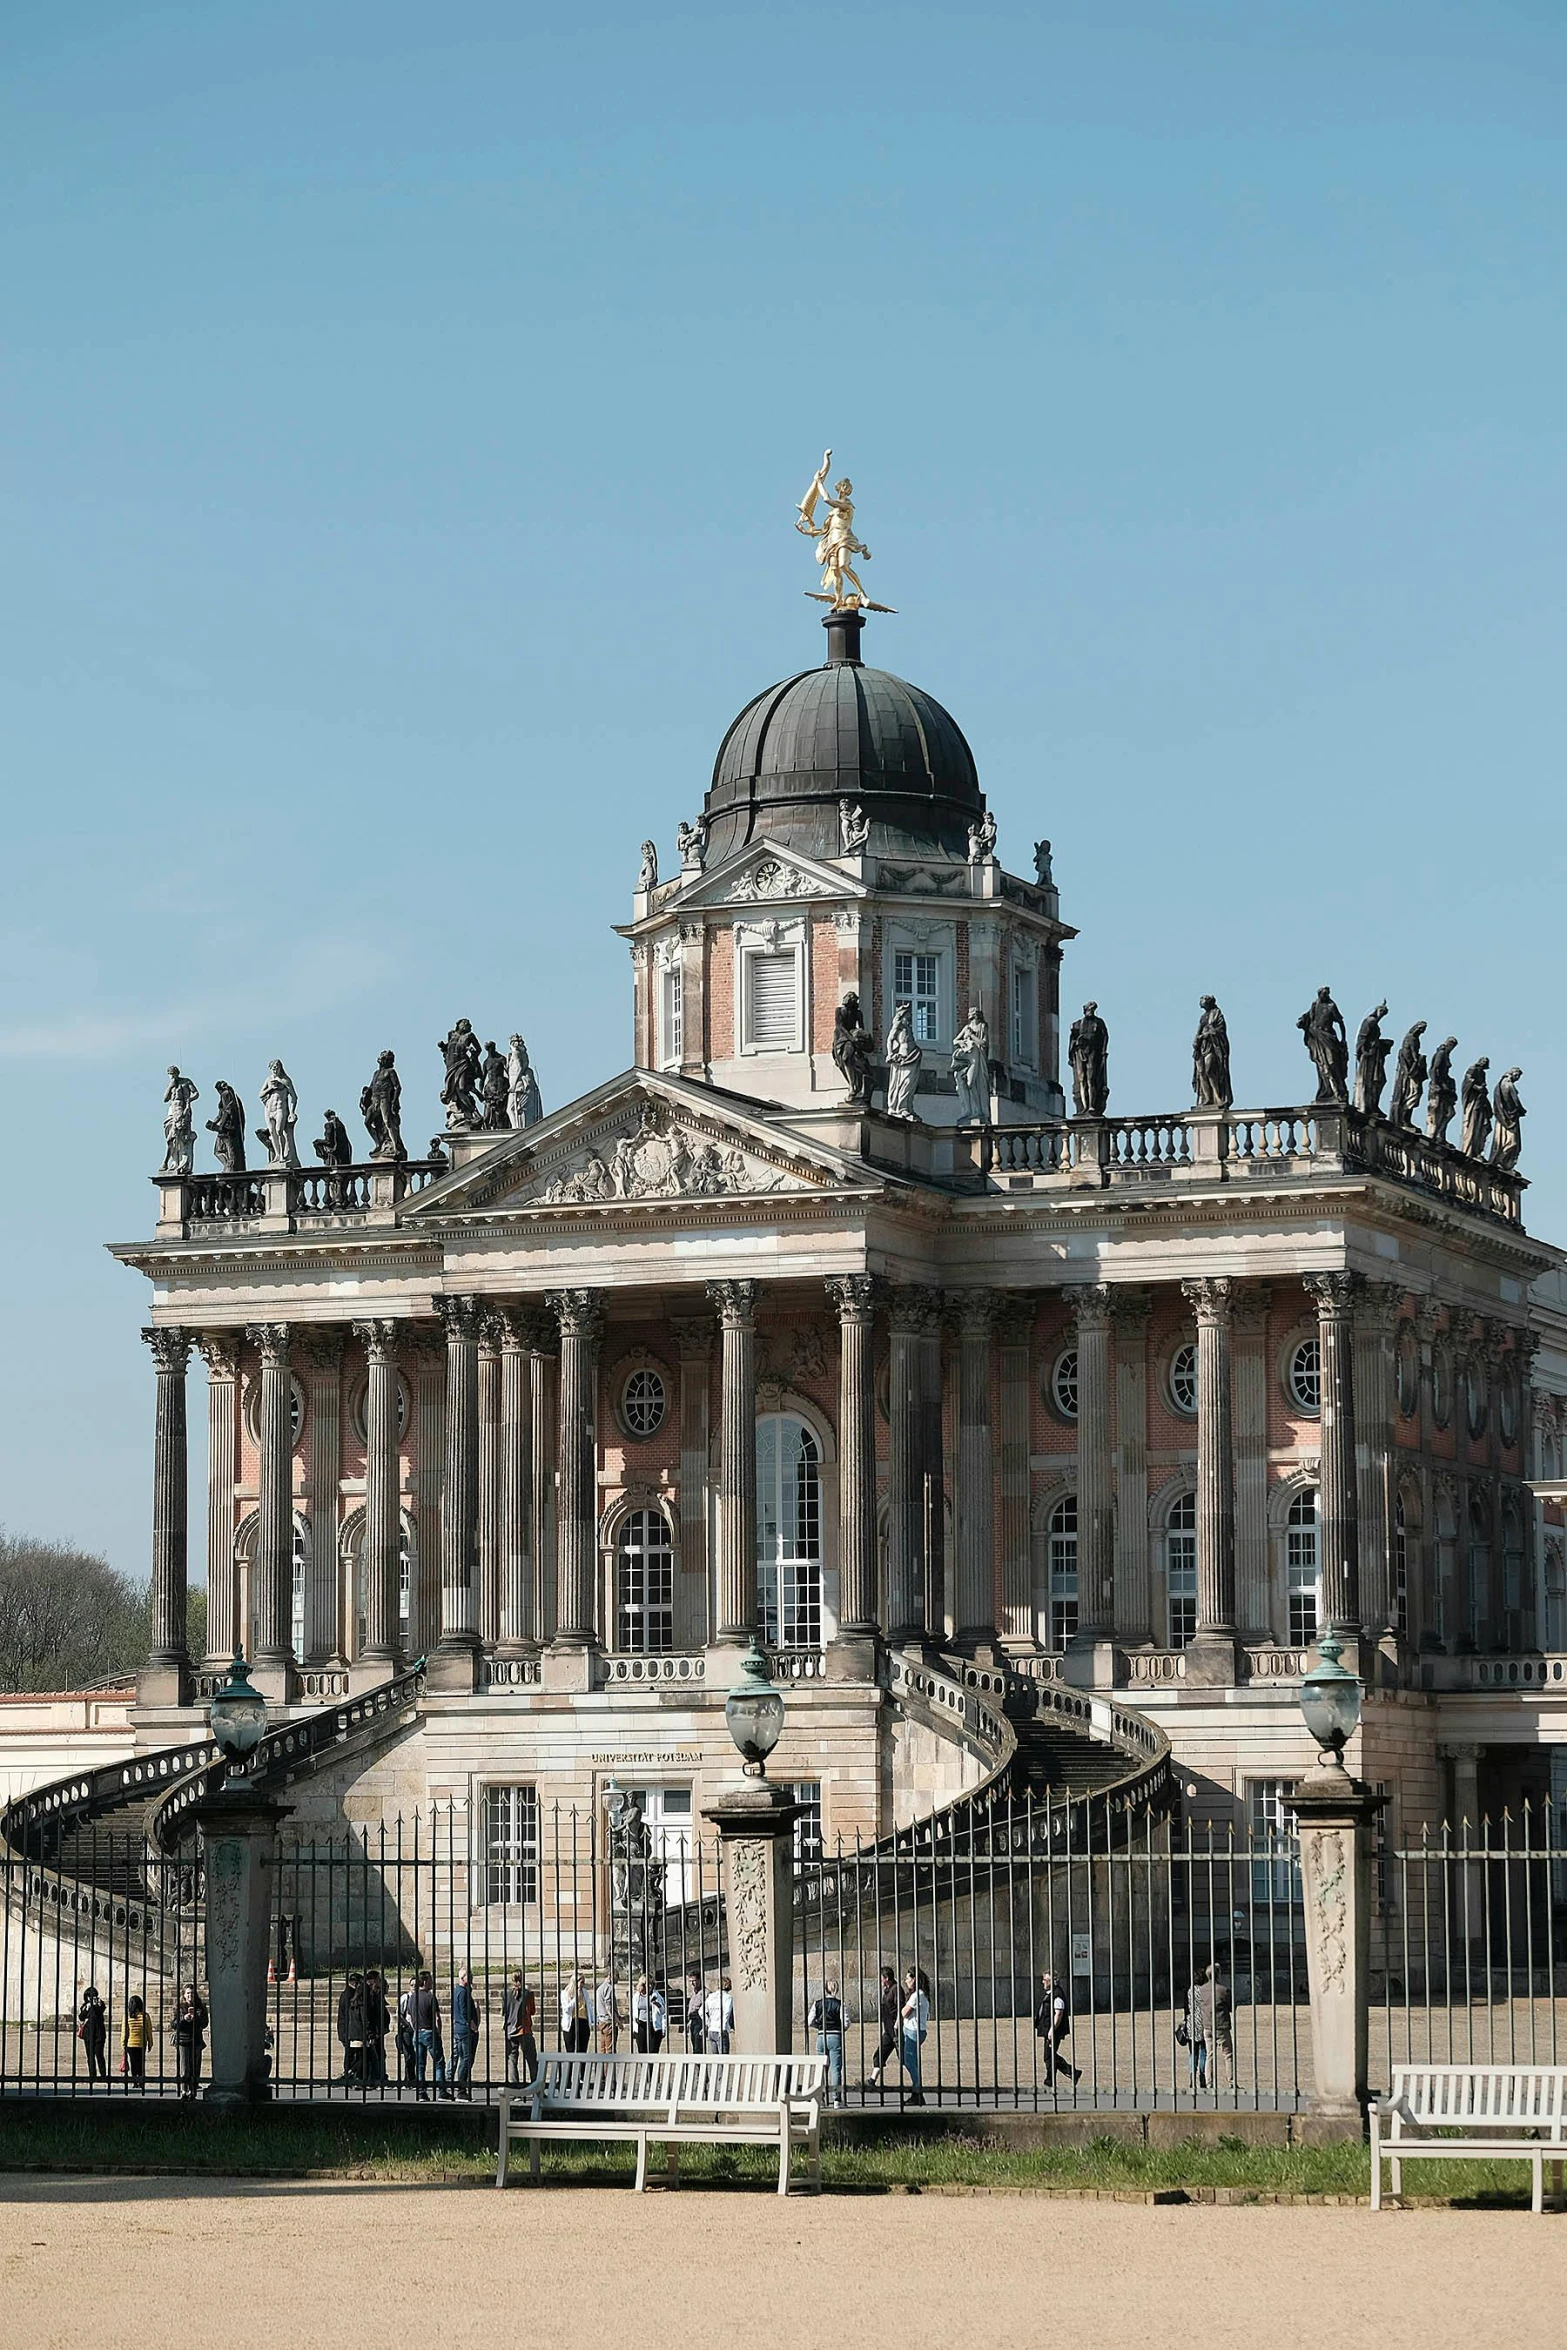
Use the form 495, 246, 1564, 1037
515, 1099, 820, 1209
675, 841, 855, 911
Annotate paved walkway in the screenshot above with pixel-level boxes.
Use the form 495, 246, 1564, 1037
0, 2177, 1556, 2350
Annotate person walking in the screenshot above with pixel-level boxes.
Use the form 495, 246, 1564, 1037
411, 1970, 448, 2100
702, 1975, 734, 2055
450, 1964, 481, 2098
77, 1985, 109, 2084
337, 1971, 366, 2087
684, 1970, 706, 2055
1191, 1961, 1233, 2089
121, 1994, 149, 2089
808, 1977, 846, 2107
595, 1969, 621, 2055
396, 1981, 419, 2087
647, 1975, 667, 2055
632, 1975, 653, 2054
865, 1967, 900, 2089
1033, 1972, 1080, 2088
898, 1968, 930, 2105
560, 1971, 591, 2054
172, 1985, 207, 2100
1180, 1971, 1208, 2091
503, 1973, 538, 2085
362, 1969, 390, 2087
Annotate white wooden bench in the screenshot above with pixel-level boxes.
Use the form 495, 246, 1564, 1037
497, 2053, 827, 2195
1370, 2065, 1567, 2214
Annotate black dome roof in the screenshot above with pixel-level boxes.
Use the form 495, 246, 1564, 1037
701, 610, 983, 864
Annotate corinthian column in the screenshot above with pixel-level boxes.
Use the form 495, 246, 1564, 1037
477, 1313, 503, 1650
1182, 1279, 1239, 1686
1307, 1272, 1362, 1652
141, 1326, 192, 1703
548, 1289, 606, 1672
246, 1322, 294, 1678
354, 1319, 402, 1675
826, 1276, 878, 1667
886, 1288, 938, 1647
496, 1308, 536, 1652
951, 1292, 997, 1653
197, 1333, 241, 1665
1065, 1285, 1115, 1682
707, 1280, 759, 1645
430, 1295, 482, 1691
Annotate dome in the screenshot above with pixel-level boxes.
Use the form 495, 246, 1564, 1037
701, 610, 984, 864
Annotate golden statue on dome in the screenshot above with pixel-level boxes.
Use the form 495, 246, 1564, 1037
796, 450, 896, 612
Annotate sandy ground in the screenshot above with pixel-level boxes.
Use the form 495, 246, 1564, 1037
0, 2178, 1562, 2350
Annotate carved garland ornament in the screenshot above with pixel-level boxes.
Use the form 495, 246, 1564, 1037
539, 1101, 789, 1206
727, 1837, 771, 1993
1311, 1829, 1348, 1989
729, 858, 827, 902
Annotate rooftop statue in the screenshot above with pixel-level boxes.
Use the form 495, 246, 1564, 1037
1352, 1002, 1391, 1116
951, 1005, 991, 1127
796, 450, 895, 613
207, 1081, 246, 1173
314, 1109, 353, 1169
967, 809, 998, 865
1387, 1021, 1428, 1130
1297, 986, 1349, 1106
1459, 1056, 1492, 1159
831, 991, 875, 1106
884, 1000, 922, 1121
1424, 1037, 1459, 1145
257, 1059, 301, 1170
1033, 839, 1054, 887
839, 798, 871, 855
637, 840, 658, 893
362, 1049, 406, 1163
160, 1067, 199, 1176
438, 1019, 482, 1132
479, 1041, 510, 1132
675, 818, 706, 872
1491, 1068, 1525, 1173
1068, 1001, 1109, 1118
507, 1035, 542, 1129
1192, 996, 1232, 1111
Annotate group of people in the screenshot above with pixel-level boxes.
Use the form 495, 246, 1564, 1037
73, 1985, 206, 2095
556, 1970, 735, 2058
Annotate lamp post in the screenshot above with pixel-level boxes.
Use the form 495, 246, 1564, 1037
701, 1636, 798, 2055
1299, 1635, 1362, 1774
208, 1654, 270, 1783
1291, 1634, 1383, 2118
194, 1654, 291, 2107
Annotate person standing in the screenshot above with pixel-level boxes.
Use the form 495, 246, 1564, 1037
808, 1977, 846, 2107
647, 1975, 667, 2055
503, 1973, 538, 2085
450, 1964, 481, 2098
1191, 1962, 1233, 2089
703, 1976, 733, 2055
122, 1994, 149, 2089
559, 1970, 591, 2055
337, 1971, 366, 2087
1033, 1972, 1079, 2088
1181, 1971, 1209, 2091
172, 1985, 207, 2100
77, 1985, 109, 2084
595, 1970, 621, 2055
865, 1967, 900, 2089
361, 1970, 390, 2087
898, 1968, 930, 2105
396, 1981, 419, 2086
684, 1970, 706, 2055
411, 1970, 447, 2100
632, 1976, 653, 2054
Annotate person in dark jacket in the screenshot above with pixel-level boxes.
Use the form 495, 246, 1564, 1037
684, 1970, 705, 2055
1033, 1971, 1079, 2087
411, 1971, 448, 2100
503, 1973, 538, 2086
172, 1985, 208, 2099
449, 1964, 481, 2099
362, 1970, 391, 2086
865, 1967, 900, 2090
77, 1986, 109, 2083
337, 1972, 367, 2086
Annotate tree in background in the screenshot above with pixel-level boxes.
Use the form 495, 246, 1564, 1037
0, 1532, 205, 1692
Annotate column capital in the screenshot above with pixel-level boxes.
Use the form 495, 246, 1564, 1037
1106, 1284, 1154, 1333
887, 1282, 943, 1335
498, 1303, 557, 1356
1304, 1271, 1361, 1321
1062, 1282, 1113, 1331
1230, 1282, 1272, 1338
142, 1325, 192, 1375
1517, 1329, 1544, 1377
994, 1293, 1038, 1347
245, 1321, 291, 1368
1353, 1278, 1403, 1338
825, 1274, 880, 1325
670, 1314, 715, 1361
946, 1288, 1000, 1337
351, 1318, 400, 1365
1414, 1293, 1444, 1344
196, 1330, 241, 1381
706, 1278, 760, 1329
436, 1295, 483, 1344
548, 1287, 607, 1342
477, 1308, 506, 1355
1181, 1277, 1234, 1327
297, 1327, 345, 1374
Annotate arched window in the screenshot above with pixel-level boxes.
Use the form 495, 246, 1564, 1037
353, 1515, 415, 1656
290, 1517, 308, 1660
615, 1509, 675, 1654
242, 1513, 311, 1660
756, 1415, 822, 1649
1287, 1488, 1320, 1645
1165, 1492, 1197, 1647
1047, 1496, 1078, 1650
1288, 1339, 1322, 1415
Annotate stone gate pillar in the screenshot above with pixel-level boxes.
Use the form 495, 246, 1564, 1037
701, 1780, 799, 2055
196, 1786, 293, 2108
1292, 1764, 1384, 2118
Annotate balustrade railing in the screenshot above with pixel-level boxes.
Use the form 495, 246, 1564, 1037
166, 1159, 448, 1231
599, 1653, 707, 1686
1245, 1648, 1312, 1681
186, 1173, 267, 1222
484, 1656, 543, 1689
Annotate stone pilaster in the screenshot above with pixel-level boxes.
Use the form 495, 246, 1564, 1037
1354, 1281, 1401, 1650
354, 1320, 402, 1675
1182, 1279, 1240, 1685
496, 1309, 536, 1652
995, 1298, 1035, 1651
476, 1313, 503, 1651
410, 1326, 445, 1661
825, 1277, 878, 1669
950, 1292, 998, 1654
141, 1326, 192, 1704
522, 1311, 558, 1646
919, 1294, 947, 1644
197, 1334, 241, 1665
1307, 1272, 1362, 1653
886, 1287, 939, 1648
707, 1281, 760, 1647
430, 1295, 483, 1691
1232, 1287, 1272, 1640
546, 1288, 606, 1681
672, 1318, 713, 1652
246, 1322, 294, 1680
299, 1329, 343, 1665
1109, 1289, 1151, 1648
1064, 1285, 1115, 1684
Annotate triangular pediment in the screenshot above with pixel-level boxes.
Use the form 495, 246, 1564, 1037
662, 837, 862, 913
405, 1071, 882, 1219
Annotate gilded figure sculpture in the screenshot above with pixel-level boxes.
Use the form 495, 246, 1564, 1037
796, 451, 894, 612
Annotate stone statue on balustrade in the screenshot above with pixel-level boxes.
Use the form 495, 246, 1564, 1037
507, 1035, 542, 1129
884, 1001, 922, 1121
607, 1786, 661, 1958
967, 809, 998, 865
257, 1060, 301, 1169
838, 798, 871, 855
1191, 996, 1233, 1111
1352, 1003, 1391, 1116
206, 1081, 246, 1172
1491, 1068, 1525, 1173
438, 1020, 482, 1131
637, 840, 658, 893
1297, 987, 1349, 1105
831, 992, 875, 1105
361, 1050, 406, 1162
1068, 1001, 1110, 1117
951, 1005, 992, 1126
314, 1110, 353, 1168
675, 818, 707, 872
1424, 1038, 1458, 1145
160, 1067, 199, 1176
479, 1041, 509, 1131
1033, 839, 1054, 887
1459, 1057, 1492, 1158
1387, 1022, 1428, 1129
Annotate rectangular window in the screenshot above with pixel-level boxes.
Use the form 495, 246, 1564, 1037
661, 965, 683, 1067
791, 1782, 824, 1864
484, 1783, 539, 1906
1011, 963, 1036, 1068
1166, 1523, 1197, 1648
747, 951, 799, 1048
1247, 1777, 1300, 1906
1393, 1506, 1409, 1638
893, 949, 941, 1044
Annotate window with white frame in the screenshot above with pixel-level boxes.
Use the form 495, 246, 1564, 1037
791, 1782, 824, 1863
660, 962, 684, 1068
757, 1415, 822, 1649
1166, 1492, 1197, 1647
1168, 1341, 1199, 1417
893, 949, 942, 1044
1047, 1496, 1079, 1649
1288, 1337, 1321, 1415
1248, 1777, 1301, 1905
353, 1513, 415, 1655
742, 946, 802, 1051
1050, 1349, 1079, 1421
615, 1508, 675, 1653
1286, 1488, 1320, 1645
1010, 960, 1037, 1068
484, 1783, 539, 1905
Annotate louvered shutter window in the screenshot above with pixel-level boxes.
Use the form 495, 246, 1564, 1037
748, 953, 798, 1045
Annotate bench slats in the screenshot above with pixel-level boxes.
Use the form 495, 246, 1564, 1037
498, 2054, 827, 2198
1371, 2066, 1567, 2217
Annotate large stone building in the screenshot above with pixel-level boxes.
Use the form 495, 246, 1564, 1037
98, 589, 1567, 1874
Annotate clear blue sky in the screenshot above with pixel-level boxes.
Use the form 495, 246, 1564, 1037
2, 2, 1563, 1579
